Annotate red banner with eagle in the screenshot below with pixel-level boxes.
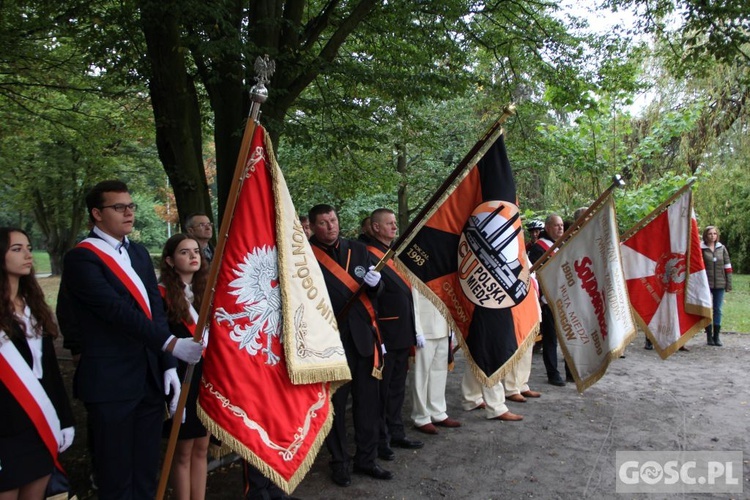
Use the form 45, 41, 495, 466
620, 188, 712, 358
197, 124, 350, 492
397, 130, 540, 387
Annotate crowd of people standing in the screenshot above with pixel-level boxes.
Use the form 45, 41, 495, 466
0, 178, 736, 499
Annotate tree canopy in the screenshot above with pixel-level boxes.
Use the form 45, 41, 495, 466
1, 0, 749, 272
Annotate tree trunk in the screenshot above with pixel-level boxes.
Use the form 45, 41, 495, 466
396, 142, 409, 230
139, 0, 213, 228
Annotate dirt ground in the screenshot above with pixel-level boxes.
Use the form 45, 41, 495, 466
56, 330, 749, 499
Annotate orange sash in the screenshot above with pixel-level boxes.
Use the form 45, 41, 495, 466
311, 245, 383, 378
367, 245, 411, 291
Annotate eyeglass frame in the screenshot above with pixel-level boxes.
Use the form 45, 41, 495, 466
193, 222, 213, 229
99, 203, 138, 213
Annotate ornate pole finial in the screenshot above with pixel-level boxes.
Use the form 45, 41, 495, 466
250, 55, 276, 121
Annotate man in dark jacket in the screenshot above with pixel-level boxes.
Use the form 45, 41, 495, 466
309, 204, 393, 486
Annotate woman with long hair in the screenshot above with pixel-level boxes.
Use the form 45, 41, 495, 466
159, 234, 209, 500
0, 228, 74, 499
701, 226, 732, 346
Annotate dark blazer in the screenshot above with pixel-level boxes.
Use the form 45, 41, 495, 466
0, 326, 74, 437
59, 232, 175, 403
310, 236, 380, 357
363, 236, 416, 350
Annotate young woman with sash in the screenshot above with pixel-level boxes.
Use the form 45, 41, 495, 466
159, 234, 209, 500
0, 227, 74, 499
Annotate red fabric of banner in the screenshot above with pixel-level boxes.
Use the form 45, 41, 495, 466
198, 125, 331, 490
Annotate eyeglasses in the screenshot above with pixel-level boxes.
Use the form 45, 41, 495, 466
100, 203, 138, 213
194, 222, 213, 228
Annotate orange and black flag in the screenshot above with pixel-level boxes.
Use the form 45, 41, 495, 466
397, 131, 540, 387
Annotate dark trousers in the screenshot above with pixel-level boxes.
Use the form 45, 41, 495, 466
540, 304, 572, 379
85, 379, 163, 500
243, 461, 287, 500
325, 333, 380, 469
541, 304, 561, 379
379, 347, 410, 446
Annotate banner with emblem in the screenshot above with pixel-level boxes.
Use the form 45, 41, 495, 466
398, 126, 540, 387
536, 196, 636, 391
198, 124, 350, 493
620, 187, 712, 358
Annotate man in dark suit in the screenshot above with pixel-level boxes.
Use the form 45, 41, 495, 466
364, 208, 424, 460
59, 180, 202, 499
527, 213, 569, 386
308, 204, 393, 487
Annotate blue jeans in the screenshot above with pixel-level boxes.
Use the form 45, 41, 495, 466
710, 288, 725, 326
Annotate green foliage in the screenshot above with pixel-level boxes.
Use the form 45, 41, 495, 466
614, 172, 696, 233
130, 192, 171, 252
606, 0, 750, 76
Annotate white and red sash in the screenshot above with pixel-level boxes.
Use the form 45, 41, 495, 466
535, 237, 555, 253
0, 333, 63, 469
157, 284, 201, 341
78, 238, 151, 319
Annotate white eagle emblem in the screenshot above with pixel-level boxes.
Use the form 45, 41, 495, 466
214, 245, 281, 365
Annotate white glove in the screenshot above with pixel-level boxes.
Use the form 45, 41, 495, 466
363, 266, 381, 287
200, 328, 210, 349
59, 426, 75, 453
381, 343, 387, 355
415, 334, 426, 348
172, 337, 202, 364
164, 368, 181, 417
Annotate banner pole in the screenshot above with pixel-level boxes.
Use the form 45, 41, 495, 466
156, 56, 275, 500
529, 173, 627, 273
335, 105, 517, 323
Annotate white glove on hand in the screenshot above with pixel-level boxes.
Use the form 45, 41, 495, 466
415, 334, 426, 348
164, 368, 181, 417
381, 343, 387, 355
172, 337, 202, 364
363, 266, 381, 287
200, 328, 210, 349
59, 426, 75, 453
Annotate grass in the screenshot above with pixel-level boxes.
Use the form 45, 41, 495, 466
720, 274, 750, 334
33, 251, 51, 275
36, 274, 750, 334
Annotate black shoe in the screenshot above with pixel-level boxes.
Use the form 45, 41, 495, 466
548, 376, 565, 386
331, 467, 351, 487
644, 342, 653, 350
353, 463, 394, 480
378, 446, 395, 461
390, 437, 424, 449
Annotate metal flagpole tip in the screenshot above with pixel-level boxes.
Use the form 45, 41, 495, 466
613, 173, 626, 188
250, 55, 276, 104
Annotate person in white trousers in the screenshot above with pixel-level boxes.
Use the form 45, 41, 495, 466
503, 346, 541, 403
461, 369, 523, 421
410, 287, 461, 435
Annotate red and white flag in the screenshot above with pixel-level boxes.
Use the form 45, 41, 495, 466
621, 188, 712, 358
537, 196, 636, 391
198, 124, 350, 493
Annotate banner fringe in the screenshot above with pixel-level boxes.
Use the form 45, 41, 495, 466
393, 256, 539, 388
197, 397, 334, 495
266, 131, 351, 387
